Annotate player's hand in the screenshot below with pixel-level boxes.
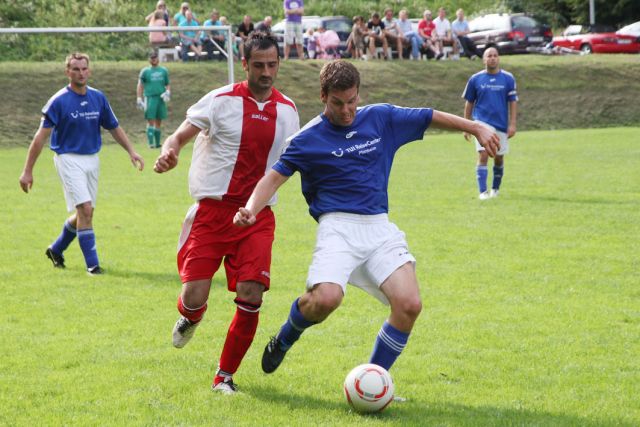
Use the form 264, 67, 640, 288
233, 207, 256, 227
161, 91, 171, 103
136, 97, 146, 111
475, 123, 500, 158
19, 171, 33, 193
507, 124, 516, 139
463, 131, 472, 142
154, 148, 178, 173
130, 151, 145, 171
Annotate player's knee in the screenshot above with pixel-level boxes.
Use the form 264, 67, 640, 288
235, 281, 265, 305
307, 283, 343, 315
397, 296, 422, 321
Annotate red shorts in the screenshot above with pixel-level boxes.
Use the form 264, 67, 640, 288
177, 198, 275, 290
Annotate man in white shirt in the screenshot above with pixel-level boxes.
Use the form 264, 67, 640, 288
433, 7, 459, 59
381, 7, 404, 59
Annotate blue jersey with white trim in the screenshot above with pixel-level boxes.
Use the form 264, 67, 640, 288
41, 86, 119, 155
462, 70, 517, 133
273, 103, 432, 221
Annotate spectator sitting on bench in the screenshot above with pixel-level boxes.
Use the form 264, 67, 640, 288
366, 12, 389, 60
347, 15, 368, 60
381, 7, 405, 59
452, 8, 481, 60
149, 10, 170, 48
397, 9, 423, 60
201, 9, 225, 60
433, 7, 459, 60
316, 25, 340, 59
418, 9, 438, 59
179, 10, 202, 61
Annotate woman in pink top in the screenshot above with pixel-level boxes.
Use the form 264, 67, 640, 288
149, 11, 168, 46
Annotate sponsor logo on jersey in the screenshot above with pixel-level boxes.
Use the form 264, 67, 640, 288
332, 148, 344, 157
261, 270, 270, 278
346, 131, 357, 139
80, 101, 88, 106
251, 113, 269, 122
71, 110, 100, 120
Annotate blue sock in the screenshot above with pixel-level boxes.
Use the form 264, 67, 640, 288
369, 321, 409, 371
50, 219, 77, 255
277, 298, 316, 350
477, 165, 488, 193
492, 165, 504, 190
77, 229, 99, 269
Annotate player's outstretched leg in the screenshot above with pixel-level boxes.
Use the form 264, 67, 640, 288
173, 295, 207, 348
262, 297, 316, 373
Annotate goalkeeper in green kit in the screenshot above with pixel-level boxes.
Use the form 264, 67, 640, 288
137, 50, 171, 148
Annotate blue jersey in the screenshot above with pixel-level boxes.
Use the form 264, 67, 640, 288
41, 86, 119, 155
462, 70, 517, 132
273, 104, 433, 221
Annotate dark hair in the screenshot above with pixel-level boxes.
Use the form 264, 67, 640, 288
320, 60, 360, 95
243, 31, 279, 61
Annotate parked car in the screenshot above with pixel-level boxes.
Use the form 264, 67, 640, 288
552, 24, 640, 54
271, 15, 352, 58
466, 13, 552, 54
617, 21, 640, 38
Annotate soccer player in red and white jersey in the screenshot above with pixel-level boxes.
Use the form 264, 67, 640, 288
153, 32, 299, 393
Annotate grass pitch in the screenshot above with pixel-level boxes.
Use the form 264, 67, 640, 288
1, 127, 638, 426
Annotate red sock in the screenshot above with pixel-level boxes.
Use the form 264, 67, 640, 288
177, 295, 207, 324
217, 298, 261, 377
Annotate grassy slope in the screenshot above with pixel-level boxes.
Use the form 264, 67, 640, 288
1, 54, 639, 146
0, 128, 638, 425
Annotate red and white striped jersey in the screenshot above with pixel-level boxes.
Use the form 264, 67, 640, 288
186, 81, 299, 205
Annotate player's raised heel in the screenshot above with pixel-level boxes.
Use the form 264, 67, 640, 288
478, 191, 491, 200
262, 336, 288, 373
172, 316, 199, 348
489, 189, 499, 198
46, 247, 66, 268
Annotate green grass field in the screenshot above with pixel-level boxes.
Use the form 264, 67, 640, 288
1, 127, 638, 426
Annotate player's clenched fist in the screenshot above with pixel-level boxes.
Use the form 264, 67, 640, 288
154, 148, 178, 173
234, 207, 256, 227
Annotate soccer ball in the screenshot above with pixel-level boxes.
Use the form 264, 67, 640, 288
343, 363, 394, 413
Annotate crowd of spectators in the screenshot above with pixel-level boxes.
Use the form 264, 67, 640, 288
347, 7, 482, 61
143, 2, 482, 62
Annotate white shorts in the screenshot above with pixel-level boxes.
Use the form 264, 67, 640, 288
475, 121, 509, 155
307, 212, 416, 305
53, 153, 99, 212
285, 22, 303, 45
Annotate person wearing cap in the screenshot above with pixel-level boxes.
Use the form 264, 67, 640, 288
137, 51, 171, 148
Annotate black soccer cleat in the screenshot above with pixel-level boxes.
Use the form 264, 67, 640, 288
87, 265, 104, 276
45, 247, 65, 268
262, 336, 288, 374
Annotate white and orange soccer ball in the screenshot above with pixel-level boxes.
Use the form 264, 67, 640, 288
343, 363, 394, 413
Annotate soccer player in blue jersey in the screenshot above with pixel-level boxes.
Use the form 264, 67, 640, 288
462, 47, 518, 200
19, 52, 145, 275
233, 60, 499, 381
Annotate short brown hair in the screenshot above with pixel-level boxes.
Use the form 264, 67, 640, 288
65, 52, 90, 68
320, 60, 360, 95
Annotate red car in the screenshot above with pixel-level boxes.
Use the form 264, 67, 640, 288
552, 24, 640, 54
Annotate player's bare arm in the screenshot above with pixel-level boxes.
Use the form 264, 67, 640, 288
507, 101, 517, 138
431, 110, 499, 157
19, 126, 52, 193
154, 120, 201, 173
463, 100, 475, 141
109, 127, 145, 171
234, 170, 290, 227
